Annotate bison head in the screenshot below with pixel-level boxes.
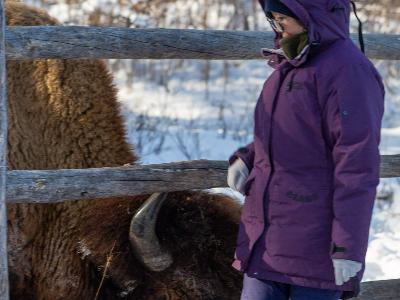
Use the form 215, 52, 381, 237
78, 190, 243, 299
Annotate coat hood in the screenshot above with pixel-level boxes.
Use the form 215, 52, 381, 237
259, 0, 353, 66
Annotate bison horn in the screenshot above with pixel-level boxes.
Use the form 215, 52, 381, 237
129, 192, 173, 272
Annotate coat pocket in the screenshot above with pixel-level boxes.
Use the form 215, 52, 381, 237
266, 179, 332, 259
269, 178, 333, 225
265, 220, 331, 259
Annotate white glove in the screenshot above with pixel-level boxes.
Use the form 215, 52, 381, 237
227, 158, 249, 195
332, 258, 362, 285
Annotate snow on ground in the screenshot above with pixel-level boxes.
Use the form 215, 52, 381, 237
366, 178, 400, 281
115, 59, 265, 164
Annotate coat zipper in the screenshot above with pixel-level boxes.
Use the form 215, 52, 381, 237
264, 67, 293, 219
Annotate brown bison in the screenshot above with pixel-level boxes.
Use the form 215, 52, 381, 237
5, 1, 243, 299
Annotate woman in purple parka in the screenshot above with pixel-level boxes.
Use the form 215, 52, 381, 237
227, 0, 385, 299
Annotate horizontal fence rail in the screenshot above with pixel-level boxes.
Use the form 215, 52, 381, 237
355, 278, 400, 300
5, 155, 399, 203
6, 160, 227, 203
5, 26, 400, 60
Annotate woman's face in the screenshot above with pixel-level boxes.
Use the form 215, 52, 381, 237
271, 12, 306, 38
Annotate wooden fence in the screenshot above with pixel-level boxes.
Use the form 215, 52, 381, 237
3, 155, 400, 204
4, 26, 400, 60
0, 1, 8, 297
0, 6, 400, 300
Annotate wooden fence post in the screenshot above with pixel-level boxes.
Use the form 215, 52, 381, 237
0, 0, 9, 297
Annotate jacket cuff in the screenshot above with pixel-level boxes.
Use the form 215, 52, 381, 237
228, 146, 254, 172
330, 241, 363, 263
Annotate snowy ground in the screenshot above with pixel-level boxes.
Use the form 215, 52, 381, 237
366, 182, 400, 281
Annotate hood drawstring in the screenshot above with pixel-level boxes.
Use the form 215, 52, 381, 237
350, 0, 365, 54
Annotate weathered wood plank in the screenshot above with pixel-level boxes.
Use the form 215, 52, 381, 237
3, 155, 399, 203
0, 0, 9, 298
379, 154, 400, 178
6, 160, 228, 203
352, 278, 400, 300
5, 27, 400, 60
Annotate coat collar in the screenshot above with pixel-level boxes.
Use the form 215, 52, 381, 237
260, 42, 313, 69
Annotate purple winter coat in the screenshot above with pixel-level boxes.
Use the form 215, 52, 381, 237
228, 0, 385, 299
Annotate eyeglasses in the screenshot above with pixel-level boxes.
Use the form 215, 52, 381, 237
267, 17, 284, 33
